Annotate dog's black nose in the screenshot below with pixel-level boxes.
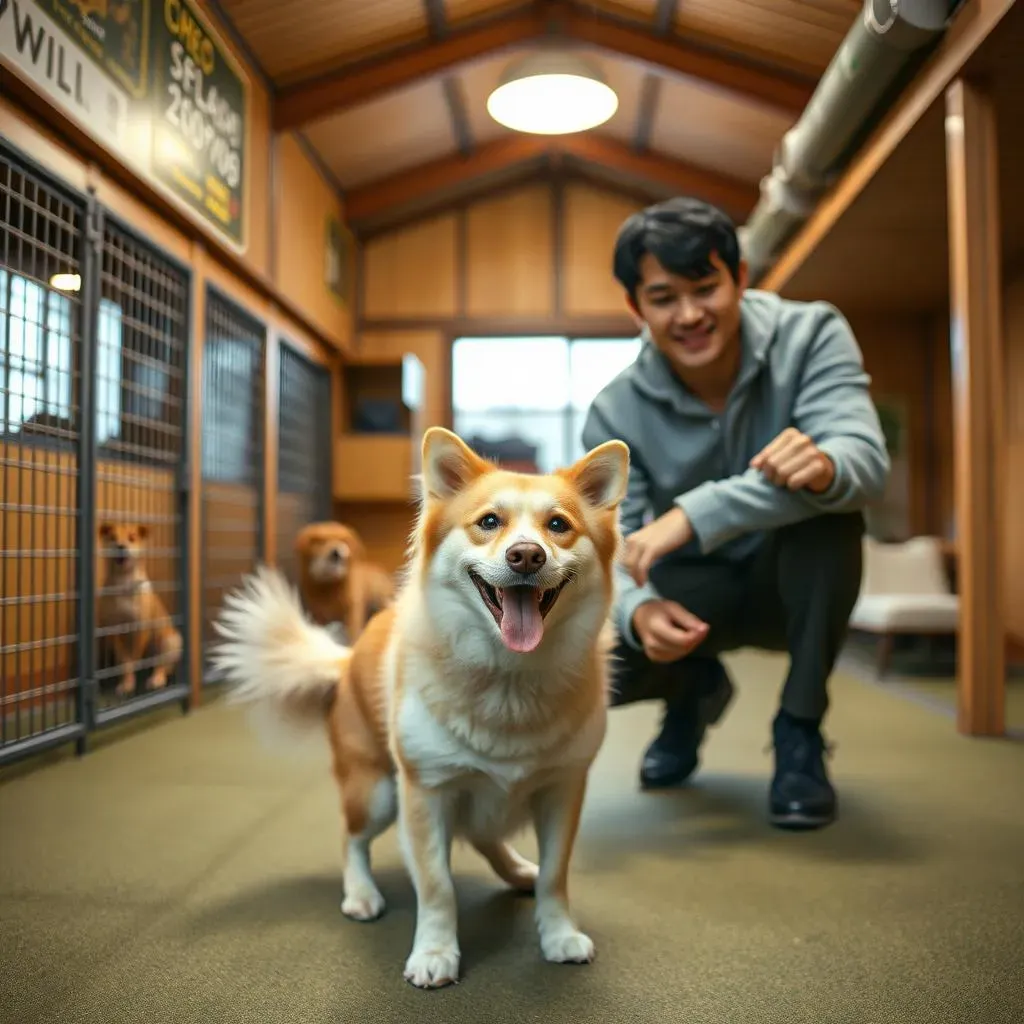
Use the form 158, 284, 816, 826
505, 542, 546, 575
328, 548, 343, 562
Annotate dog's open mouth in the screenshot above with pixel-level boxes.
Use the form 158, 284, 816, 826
469, 571, 568, 654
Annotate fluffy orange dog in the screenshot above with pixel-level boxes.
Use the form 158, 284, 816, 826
294, 521, 394, 643
212, 427, 629, 988
97, 521, 183, 696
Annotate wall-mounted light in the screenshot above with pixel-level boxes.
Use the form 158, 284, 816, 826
49, 273, 81, 292
487, 52, 618, 135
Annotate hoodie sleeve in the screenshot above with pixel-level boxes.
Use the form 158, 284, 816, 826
581, 403, 659, 649
675, 306, 891, 554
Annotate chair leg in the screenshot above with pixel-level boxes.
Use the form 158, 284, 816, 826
875, 633, 895, 679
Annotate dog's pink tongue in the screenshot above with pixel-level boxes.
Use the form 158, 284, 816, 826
499, 587, 544, 653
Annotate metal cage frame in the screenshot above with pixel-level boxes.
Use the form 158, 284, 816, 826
0, 143, 193, 767
276, 338, 333, 582
199, 284, 267, 682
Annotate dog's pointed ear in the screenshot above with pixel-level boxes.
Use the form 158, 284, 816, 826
564, 440, 630, 510
98, 522, 113, 539
421, 428, 491, 500
137, 524, 148, 540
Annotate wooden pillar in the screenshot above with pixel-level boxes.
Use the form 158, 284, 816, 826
944, 78, 1005, 736
187, 241, 206, 708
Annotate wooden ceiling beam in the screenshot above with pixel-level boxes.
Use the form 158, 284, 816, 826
560, 133, 759, 215
346, 135, 550, 225
273, 3, 814, 131
344, 132, 759, 227
274, 10, 546, 130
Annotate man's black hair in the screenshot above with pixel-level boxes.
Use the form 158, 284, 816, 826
612, 196, 741, 301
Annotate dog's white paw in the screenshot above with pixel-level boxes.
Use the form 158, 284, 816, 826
541, 927, 595, 964
341, 888, 385, 922
403, 946, 461, 989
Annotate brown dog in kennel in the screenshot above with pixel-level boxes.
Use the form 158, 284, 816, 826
97, 521, 183, 697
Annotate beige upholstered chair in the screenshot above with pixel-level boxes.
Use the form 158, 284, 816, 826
849, 535, 959, 677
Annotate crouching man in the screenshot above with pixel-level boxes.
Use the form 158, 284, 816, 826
582, 197, 889, 830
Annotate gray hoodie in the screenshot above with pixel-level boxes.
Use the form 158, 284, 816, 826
580, 289, 890, 647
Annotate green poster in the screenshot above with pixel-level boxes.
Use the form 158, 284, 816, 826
148, 0, 246, 246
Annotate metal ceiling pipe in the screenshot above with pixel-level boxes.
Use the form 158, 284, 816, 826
740, 0, 959, 283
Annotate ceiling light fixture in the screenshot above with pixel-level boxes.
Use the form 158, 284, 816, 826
486, 52, 618, 135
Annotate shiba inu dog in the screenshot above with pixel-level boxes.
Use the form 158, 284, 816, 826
211, 427, 629, 988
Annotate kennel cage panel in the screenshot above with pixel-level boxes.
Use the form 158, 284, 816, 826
92, 214, 191, 725
275, 341, 333, 583
200, 287, 265, 677
0, 145, 90, 765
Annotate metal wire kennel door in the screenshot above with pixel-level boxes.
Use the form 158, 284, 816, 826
92, 215, 191, 726
200, 287, 265, 679
276, 341, 332, 583
0, 144, 192, 767
0, 147, 90, 764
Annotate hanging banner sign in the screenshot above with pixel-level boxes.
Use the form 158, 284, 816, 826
0, 0, 250, 253
0, 0, 130, 152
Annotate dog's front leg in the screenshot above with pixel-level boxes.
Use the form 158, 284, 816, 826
531, 768, 594, 965
398, 775, 460, 988
112, 636, 137, 696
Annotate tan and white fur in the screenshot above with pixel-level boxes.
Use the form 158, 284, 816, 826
97, 521, 183, 696
211, 427, 629, 988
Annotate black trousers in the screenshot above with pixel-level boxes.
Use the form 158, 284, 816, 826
609, 511, 865, 722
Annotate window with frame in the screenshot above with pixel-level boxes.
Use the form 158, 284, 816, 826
451, 335, 643, 473
0, 269, 74, 438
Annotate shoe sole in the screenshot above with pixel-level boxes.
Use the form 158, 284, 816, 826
769, 809, 835, 830
639, 758, 699, 790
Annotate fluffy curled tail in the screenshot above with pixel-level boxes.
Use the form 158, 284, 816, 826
210, 566, 351, 731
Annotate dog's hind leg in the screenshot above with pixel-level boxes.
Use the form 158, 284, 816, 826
473, 840, 538, 893
339, 769, 396, 921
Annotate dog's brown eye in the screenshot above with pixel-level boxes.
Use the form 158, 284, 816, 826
478, 513, 500, 531
547, 516, 571, 534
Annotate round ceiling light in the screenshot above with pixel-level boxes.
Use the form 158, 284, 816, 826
486, 52, 618, 135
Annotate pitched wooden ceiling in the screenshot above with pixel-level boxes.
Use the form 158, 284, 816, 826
215, 0, 862, 233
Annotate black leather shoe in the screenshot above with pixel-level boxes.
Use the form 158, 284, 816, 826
639, 663, 735, 790
769, 710, 836, 829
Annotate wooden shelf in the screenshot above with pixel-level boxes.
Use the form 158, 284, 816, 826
334, 350, 425, 502
334, 434, 418, 502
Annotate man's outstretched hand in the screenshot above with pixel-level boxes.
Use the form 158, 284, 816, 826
621, 506, 693, 587
632, 600, 709, 663
750, 427, 835, 494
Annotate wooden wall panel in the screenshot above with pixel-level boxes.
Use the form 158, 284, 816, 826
274, 134, 354, 351
358, 178, 646, 326
464, 186, 554, 317
362, 215, 459, 319
1001, 269, 1024, 641
848, 313, 939, 539
562, 182, 643, 316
